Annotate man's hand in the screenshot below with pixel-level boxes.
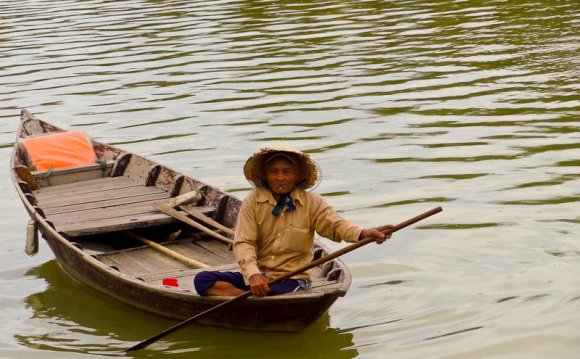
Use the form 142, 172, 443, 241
359, 224, 395, 244
249, 273, 269, 297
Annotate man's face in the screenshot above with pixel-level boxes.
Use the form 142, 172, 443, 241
265, 157, 300, 195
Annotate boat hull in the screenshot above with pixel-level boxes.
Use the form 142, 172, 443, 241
11, 109, 352, 332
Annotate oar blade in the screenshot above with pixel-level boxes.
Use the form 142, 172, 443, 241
126, 291, 253, 352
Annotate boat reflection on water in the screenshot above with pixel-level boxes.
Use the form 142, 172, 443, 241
18, 260, 358, 358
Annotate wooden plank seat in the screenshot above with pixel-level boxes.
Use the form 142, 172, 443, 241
33, 176, 213, 237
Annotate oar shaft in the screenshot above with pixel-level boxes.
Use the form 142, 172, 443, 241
180, 205, 235, 236
155, 203, 233, 244
126, 206, 442, 352
269, 206, 442, 286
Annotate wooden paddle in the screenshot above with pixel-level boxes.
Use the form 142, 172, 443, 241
155, 201, 233, 244
179, 205, 235, 237
166, 190, 202, 208
126, 206, 442, 352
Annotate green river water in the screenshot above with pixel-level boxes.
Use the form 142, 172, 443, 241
0, 0, 578, 358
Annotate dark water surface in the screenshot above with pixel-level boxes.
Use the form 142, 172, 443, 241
0, 0, 578, 358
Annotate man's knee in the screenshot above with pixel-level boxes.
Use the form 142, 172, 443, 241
194, 271, 217, 296
194, 271, 247, 296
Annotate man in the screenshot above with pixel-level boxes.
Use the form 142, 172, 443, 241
194, 146, 392, 297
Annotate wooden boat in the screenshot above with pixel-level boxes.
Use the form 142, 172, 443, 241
10, 109, 351, 332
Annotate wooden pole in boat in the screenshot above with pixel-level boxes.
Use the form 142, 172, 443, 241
179, 205, 235, 237
127, 232, 209, 269
166, 190, 203, 208
155, 203, 233, 244
126, 206, 443, 352
156, 190, 233, 241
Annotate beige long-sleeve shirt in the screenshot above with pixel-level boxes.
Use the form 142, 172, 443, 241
233, 187, 362, 284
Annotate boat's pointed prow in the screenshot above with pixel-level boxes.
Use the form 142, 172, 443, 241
20, 108, 33, 121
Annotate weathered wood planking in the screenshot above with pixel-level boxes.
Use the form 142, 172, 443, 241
123, 247, 193, 273
98, 249, 168, 272
140, 263, 241, 283
32, 174, 179, 237
59, 212, 176, 237
42, 192, 169, 215
35, 185, 168, 209
33, 176, 140, 198
192, 239, 233, 261
94, 236, 321, 284
98, 252, 160, 275
97, 245, 195, 276
164, 240, 231, 267
49, 202, 164, 226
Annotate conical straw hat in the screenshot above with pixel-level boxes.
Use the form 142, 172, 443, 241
243, 146, 320, 190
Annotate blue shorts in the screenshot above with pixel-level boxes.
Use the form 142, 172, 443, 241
194, 271, 309, 296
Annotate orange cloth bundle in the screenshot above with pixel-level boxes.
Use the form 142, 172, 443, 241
21, 131, 97, 170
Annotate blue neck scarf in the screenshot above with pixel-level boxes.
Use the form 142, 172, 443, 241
271, 193, 296, 216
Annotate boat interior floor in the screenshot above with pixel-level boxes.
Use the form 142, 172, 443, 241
93, 235, 236, 293
83, 235, 338, 294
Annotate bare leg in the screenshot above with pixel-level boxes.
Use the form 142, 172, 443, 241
205, 280, 246, 296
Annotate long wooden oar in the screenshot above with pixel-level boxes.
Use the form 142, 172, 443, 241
126, 206, 442, 352
155, 191, 235, 242
179, 205, 235, 236
155, 203, 233, 244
